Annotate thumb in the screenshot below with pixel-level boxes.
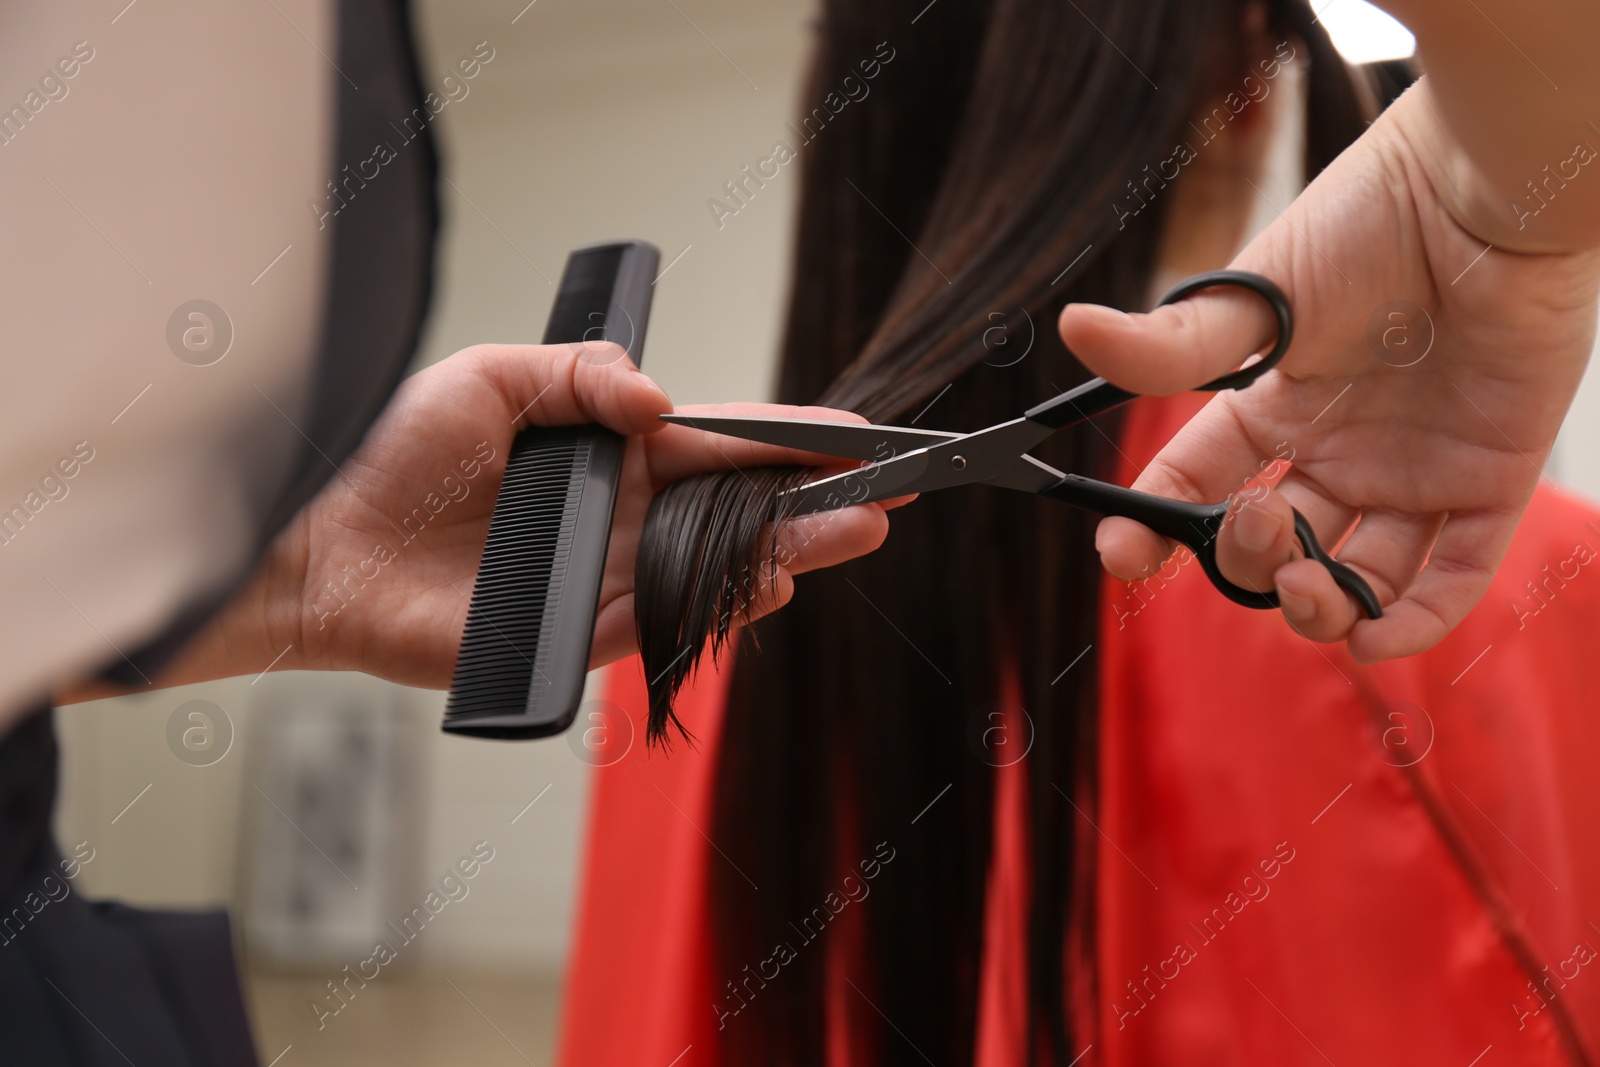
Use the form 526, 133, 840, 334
1057, 278, 1283, 397
472, 341, 673, 436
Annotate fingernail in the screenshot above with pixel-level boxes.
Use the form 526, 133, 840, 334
1233, 503, 1282, 554
1279, 588, 1315, 624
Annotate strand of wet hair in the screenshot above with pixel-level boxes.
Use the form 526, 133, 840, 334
634, 466, 812, 746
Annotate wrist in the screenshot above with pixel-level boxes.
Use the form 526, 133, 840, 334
1389, 79, 1600, 255
143, 517, 316, 688
239, 511, 317, 676
1386, 84, 1509, 249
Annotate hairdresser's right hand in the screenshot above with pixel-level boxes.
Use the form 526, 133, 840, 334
1060, 81, 1600, 665
56, 344, 900, 702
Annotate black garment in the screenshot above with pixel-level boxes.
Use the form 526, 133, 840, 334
1, 0, 440, 1061
0, 707, 258, 1066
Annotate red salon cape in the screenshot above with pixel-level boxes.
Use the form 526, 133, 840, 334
559, 394, 1600, 1066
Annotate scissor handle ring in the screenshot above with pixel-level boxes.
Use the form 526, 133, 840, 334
1154, 270, 1294, 392
1189, 507, 1383, 620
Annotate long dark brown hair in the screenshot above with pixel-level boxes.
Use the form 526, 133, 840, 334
636, 2, 1373, 1062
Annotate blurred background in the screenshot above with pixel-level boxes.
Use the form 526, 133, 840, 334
49, 1, 1600, 1065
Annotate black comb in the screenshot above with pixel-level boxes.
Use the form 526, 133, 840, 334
443, 240, 659, 739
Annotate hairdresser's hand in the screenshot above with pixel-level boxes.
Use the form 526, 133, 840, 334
273, 345, 904, 687
1059, 84, 1600, 663
58, 343, 902, 699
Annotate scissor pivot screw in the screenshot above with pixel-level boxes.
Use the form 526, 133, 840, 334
950, 455, 967, 470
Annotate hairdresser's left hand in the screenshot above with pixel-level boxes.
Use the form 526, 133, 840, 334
1060, 83, 1600, 663
57, 344, 899, 700
266, 345, 903, 688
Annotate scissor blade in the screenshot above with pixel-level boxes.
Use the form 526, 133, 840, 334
659, 413, 961, 461
782, 417, 1059, 514
986, 453, 1070, 494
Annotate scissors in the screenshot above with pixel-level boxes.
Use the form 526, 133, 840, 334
662, 270, 1382, 618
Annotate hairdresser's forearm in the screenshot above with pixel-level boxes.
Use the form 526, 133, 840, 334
1381, 0, 1600, 251
53, 521, 313, 705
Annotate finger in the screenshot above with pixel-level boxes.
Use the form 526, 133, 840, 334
1094, 395, 1285, 578
1216, 494, 1304, 600
774, 503, 891, 577
1320, 508, 1444, 609
1095, 515, 1172, 581
1059, 286, 1280, 397
589, 592, 640, 670
713, 503, 896, 632
645, 403, 880, 484
592, 560, 807, 671
466, 342, 673, 436
1274, 556, 1361, 642
1265, 503, 1418, 646
732, 505, 893, 629
593, 570, 806, 670
736, 566, 796, 628
1347, 507, 1519, 663
876, 493, 919, 512
1215, 470, 1358, 601
1269, 515, 1427, 646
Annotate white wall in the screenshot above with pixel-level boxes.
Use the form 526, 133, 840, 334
1553, 364, 1600, 502
410, 0, 816, 400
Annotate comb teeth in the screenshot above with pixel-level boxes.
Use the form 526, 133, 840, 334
442, 240, 658, 741
444, 435, 589, 723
